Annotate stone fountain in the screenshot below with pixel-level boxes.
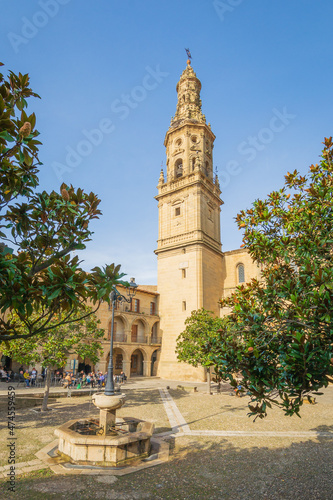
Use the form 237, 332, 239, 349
51, 282, 168, 471
54, 392, 155, 467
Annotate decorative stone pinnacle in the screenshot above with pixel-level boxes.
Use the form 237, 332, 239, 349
158, 169, 165, 184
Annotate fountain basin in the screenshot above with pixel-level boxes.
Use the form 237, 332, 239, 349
91, 392, 126, 411
55, 417, 154, 467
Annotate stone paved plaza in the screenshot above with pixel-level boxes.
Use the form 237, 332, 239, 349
0, 378, 332, 499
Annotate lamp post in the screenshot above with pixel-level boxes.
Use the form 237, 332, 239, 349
104, 278, 138, 396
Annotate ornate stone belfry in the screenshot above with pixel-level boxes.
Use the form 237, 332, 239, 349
165, 61, 215, 184
155, 60, 224, 381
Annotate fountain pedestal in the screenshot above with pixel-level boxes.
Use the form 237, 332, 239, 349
92, 392, 126, 436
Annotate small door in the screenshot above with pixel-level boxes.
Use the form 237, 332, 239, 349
131, 355, 138, 374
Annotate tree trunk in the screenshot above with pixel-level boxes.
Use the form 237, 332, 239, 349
206, 367, 211, 394
41, 366, 52, 411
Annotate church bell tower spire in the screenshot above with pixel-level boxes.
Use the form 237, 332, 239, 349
163, 59, 218, 185
155, 60, 224, 381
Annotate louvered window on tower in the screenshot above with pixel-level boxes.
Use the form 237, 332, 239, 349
238, 264, 245, 283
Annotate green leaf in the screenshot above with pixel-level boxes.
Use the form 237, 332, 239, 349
0, 130, 15, 142
47, 288, 61, 301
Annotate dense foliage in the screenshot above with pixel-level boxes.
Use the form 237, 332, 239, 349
1, 306, 105, 409
176, 308, 224, 370
211, 138, 333, 418
0, 63, 125, 341
1, 306, 105, 369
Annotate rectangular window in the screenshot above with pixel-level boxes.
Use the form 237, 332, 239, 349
182, 301, 186, 311
134, 299, 140, 313
175, 207, 181, 216
182, 268, 186, 278
150, 302, 156, 315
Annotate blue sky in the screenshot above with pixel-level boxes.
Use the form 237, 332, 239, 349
1, 0, 332, 284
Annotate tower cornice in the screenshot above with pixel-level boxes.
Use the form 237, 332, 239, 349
155, 171, 222, 203
164, 120, 215, 147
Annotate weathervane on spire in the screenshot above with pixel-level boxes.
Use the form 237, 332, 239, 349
185, 48, 192, 64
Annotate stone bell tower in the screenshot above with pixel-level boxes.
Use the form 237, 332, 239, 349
155, 60, 223, 381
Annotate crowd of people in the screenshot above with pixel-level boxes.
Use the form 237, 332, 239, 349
17, 366, 41, 387
0, 365, 41, 388
0, 365, 127, 389
61, 370, 127, 389
60, 371, 107, 389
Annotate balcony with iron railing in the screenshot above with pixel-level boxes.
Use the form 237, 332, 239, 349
150, 336, 162, 345
110, 302, 159, 316
114, 333, 127, 343
110, 333, 162, 345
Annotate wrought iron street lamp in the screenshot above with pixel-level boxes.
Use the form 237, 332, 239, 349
104, 278, 138, 396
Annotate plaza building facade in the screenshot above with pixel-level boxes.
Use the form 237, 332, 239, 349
93, 285, 161, 380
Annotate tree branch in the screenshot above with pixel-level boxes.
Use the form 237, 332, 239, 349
29, 242, 79, 275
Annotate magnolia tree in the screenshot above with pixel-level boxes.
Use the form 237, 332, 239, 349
0, 63, 126, 342
176, 309, 224, 393
1, 306, 104, 410
210, 138, 333, 418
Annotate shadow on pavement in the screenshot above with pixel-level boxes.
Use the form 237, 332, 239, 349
1, 424, 332, 499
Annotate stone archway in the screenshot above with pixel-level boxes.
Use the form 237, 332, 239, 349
150, 320, 160, 343
151, 349, 160, 376
77, 356, 94, 375
107, 315, 127, 343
